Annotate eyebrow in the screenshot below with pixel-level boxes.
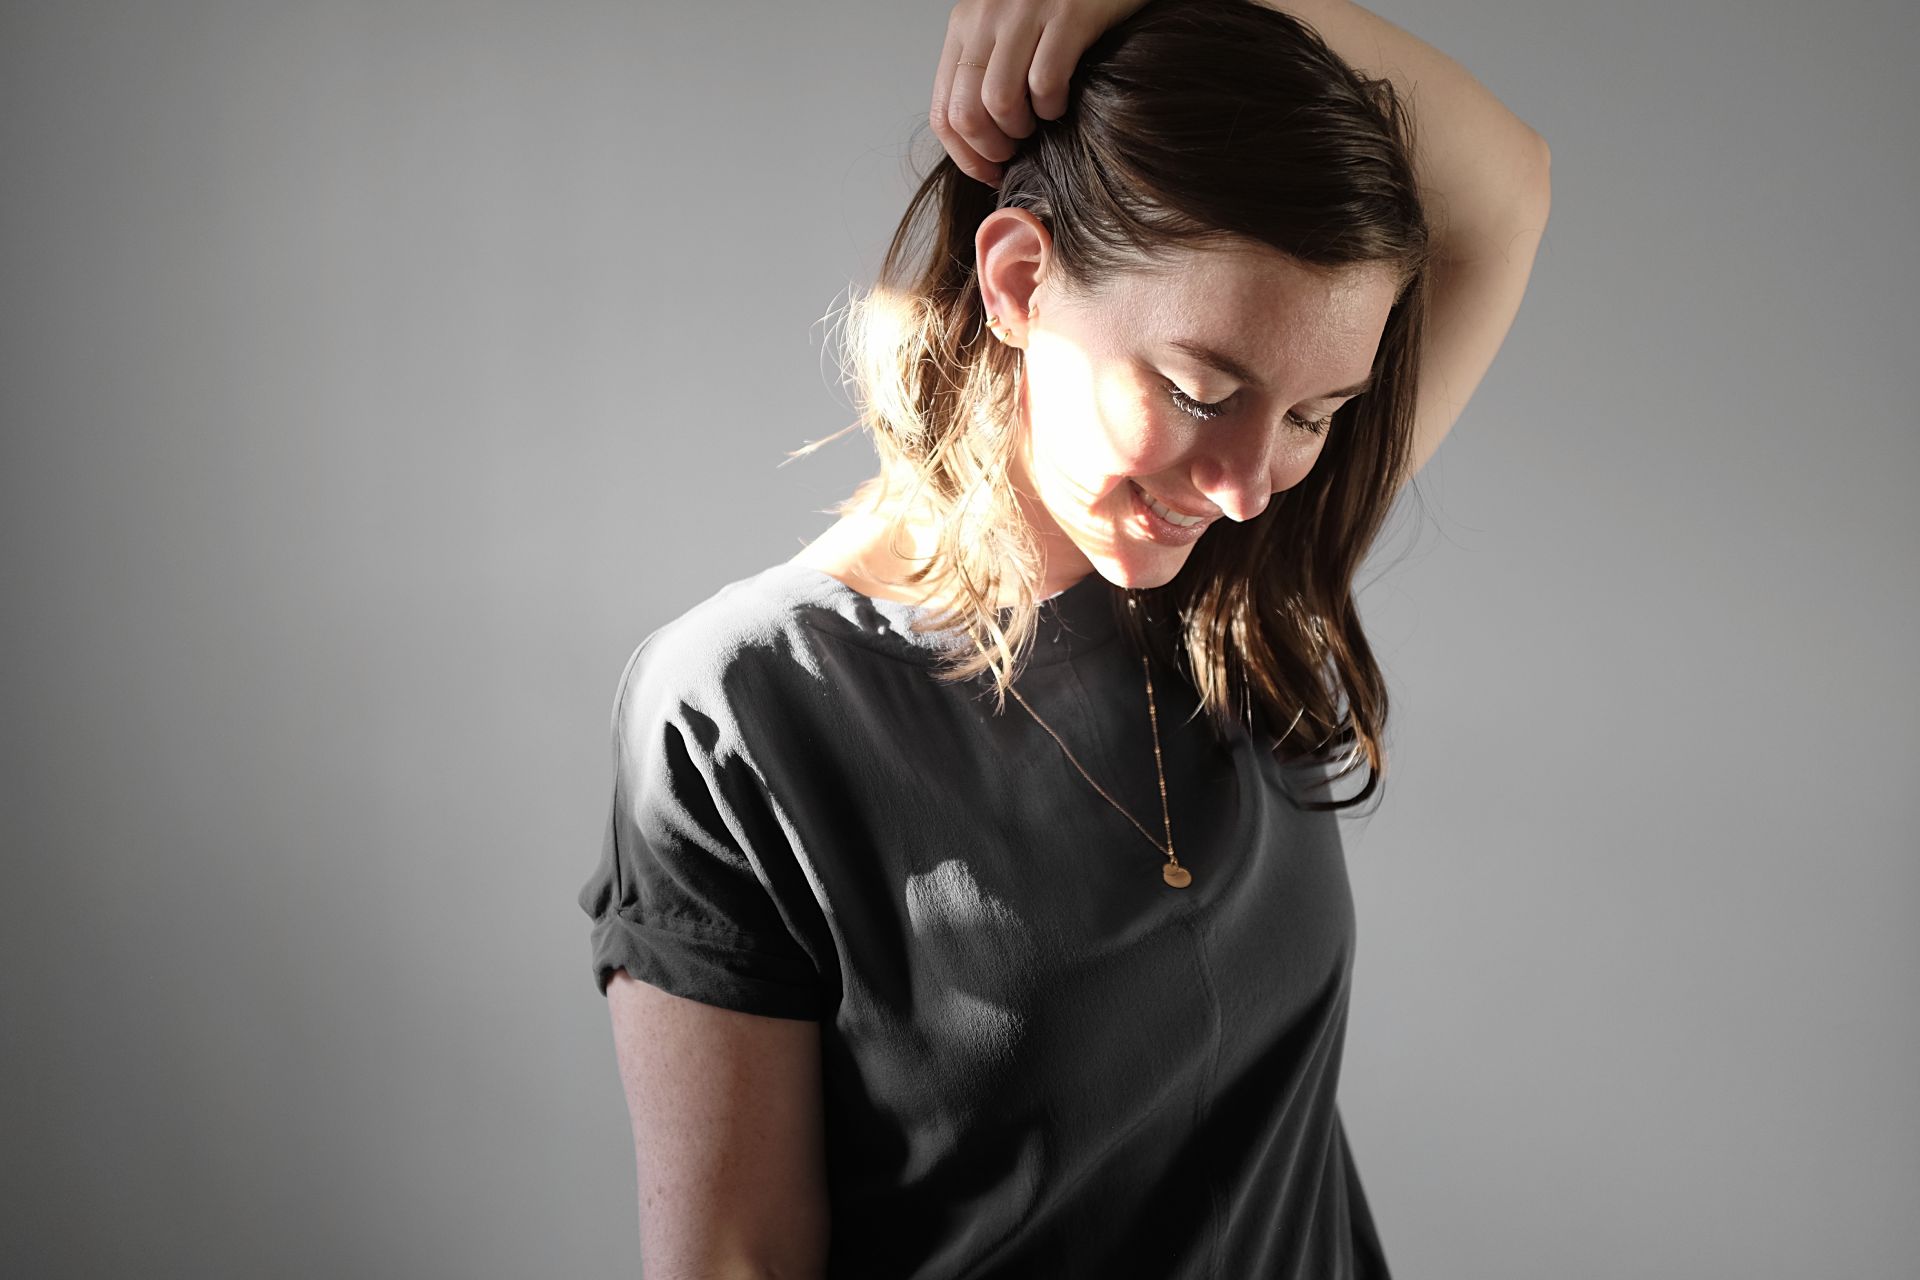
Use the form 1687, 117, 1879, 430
1166, 338, 1374, 401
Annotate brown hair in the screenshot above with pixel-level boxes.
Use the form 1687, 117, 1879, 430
799, 0, 1436, 809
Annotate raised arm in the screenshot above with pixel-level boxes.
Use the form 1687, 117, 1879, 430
1259, 0, 1553, 481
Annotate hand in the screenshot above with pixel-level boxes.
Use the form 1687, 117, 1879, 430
930, 0, 1150, 188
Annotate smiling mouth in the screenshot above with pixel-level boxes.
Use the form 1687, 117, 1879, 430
1131, 481, 1215, 525
1127, 479, 1218, 546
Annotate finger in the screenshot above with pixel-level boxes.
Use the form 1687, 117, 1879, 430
939, 47, 1009, 186
1026, 17, 1085, 121
930, 27, 1002, 185
978, 19, 1043, 143
929, 25, 962, 139
946, 54, 1011, 163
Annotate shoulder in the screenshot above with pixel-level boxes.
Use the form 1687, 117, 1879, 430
610, 565, 828, 749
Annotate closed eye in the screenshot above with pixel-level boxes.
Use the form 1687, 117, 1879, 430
1165, 385, 1335, 437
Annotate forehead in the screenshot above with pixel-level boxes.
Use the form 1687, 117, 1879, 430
1099, 242, 1400, 358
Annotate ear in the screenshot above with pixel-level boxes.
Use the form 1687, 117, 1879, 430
974, 209, 1050, 347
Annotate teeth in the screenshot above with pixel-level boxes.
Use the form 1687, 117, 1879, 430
1139, 482, 1208, 527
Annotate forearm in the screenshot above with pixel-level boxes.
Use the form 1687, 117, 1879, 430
1252, 0, 1550, 260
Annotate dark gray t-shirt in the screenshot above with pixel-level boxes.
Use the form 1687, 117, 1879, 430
578, 559, 1389, 1278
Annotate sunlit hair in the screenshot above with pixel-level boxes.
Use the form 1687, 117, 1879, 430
794, 0, 1435, 809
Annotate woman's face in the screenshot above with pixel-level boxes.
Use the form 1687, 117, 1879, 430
987, 221, 1402, 597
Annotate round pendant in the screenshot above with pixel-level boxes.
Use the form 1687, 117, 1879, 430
1162, 862, 1192, 888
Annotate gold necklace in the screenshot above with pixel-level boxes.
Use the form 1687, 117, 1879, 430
1007, 652, 1191, 889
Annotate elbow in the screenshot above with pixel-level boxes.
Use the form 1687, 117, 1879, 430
1507, 130, 1552, 223
1524, 129, 1552, 198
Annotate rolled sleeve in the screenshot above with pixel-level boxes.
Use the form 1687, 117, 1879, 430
576, 634, 827, 1020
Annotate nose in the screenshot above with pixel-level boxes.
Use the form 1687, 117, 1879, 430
1189, 414, 1308, 522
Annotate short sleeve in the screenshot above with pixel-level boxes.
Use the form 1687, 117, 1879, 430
576, 632, 827, 1020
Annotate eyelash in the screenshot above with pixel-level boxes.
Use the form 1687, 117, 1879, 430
1166, 387, 1335, 437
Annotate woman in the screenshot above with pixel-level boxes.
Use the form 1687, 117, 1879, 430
579, 0, 1549, 1274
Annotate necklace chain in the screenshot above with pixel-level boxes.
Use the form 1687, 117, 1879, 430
1006, 652, 1191, 888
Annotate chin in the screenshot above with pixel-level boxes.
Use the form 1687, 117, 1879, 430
1090, 549, 1188, 591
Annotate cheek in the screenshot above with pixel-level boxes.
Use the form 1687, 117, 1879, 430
1084, 380, 1188, 474
1029, 369, 1131, 464
1105, 386, 1196, 490
1272, 432, 1329, 487
1028, 362, 1192, 506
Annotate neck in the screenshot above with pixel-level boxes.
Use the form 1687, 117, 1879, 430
795, 498, 1089, 612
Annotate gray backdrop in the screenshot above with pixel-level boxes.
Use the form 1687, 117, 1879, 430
3, 1, 1914, 1276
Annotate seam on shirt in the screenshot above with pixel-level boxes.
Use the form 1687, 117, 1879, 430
612, 903, 805, 957
1182, 909, 1228, 1276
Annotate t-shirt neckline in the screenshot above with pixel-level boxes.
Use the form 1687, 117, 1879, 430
773, 560, 1122, 668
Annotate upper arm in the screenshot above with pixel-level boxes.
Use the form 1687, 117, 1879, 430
1404, 133, 1553, 484
580, 626, 833, 1273
608, 968, 830, 1280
